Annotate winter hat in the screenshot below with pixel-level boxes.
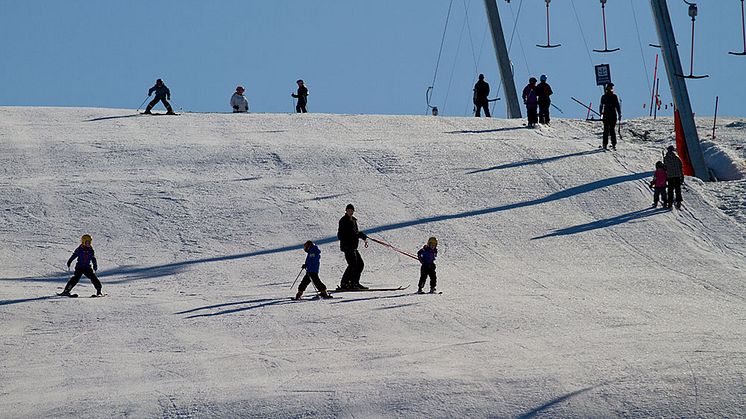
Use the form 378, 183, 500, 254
346, 203, 355, 210
236, 85, 244, 92
303, 240, 314, 251
540, 74, 547, 82
655, 161, 664, 169
667, 145, 675, 151
478, 74, 485, 80
529, 77, 537, 83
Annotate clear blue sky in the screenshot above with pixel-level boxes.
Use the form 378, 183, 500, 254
1, 1, 744, 118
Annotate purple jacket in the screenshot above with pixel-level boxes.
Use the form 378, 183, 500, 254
522, 84, 538, 106
68, 245, 97, 270
417, 246, 437, 266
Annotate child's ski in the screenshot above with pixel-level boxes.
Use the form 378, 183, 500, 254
90, 294, 107, 298
333, 285, 410, 293
56, 293, 78, 298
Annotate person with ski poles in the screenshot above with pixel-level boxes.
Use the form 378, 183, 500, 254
535, 74, 553, 125
291, 79, 309, 113
293, 240, 332, 300
473, 74, 491, 117
417, 237, 439, 294
664, 145, 684, 209
144, 78, 175, 115
599, 83, 622, 150
337, 203, 368, 290
59, 234, 103, 297
230, 85, 249, 113
649, 160, 668, 208
522, 77, 539, 128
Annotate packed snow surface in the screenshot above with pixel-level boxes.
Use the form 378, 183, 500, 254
1, 107, 744, 417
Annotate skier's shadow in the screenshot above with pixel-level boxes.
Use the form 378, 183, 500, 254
0, 295, 57, 306
532, 207, 668, 239
467, 149, 601, 175
176, 297, 293, 318
446, 127, 527, 134
85, 114, 141, 122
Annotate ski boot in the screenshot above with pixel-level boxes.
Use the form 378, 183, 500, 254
352, 283, 369, 290
319, 290, 333, 299
417, 288, 425, 294
429, 287, 437, 294
293, 291, 303, 300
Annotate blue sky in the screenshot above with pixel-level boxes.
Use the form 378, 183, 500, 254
1, 1, 744, 118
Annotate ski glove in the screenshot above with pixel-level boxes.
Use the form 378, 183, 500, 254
301, 264, 306, 269
233, 106, 239, 110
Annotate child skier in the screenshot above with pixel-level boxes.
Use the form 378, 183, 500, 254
60, 234, 103, 297
417, 237, 438, 294
294, 240, 332, 300
649, 161, 668, 208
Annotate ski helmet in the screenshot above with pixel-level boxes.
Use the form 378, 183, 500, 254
156, 78, 163, 85
81, 234, 92, 244
540, 74, 547, 82
427, 237, 438, 246
236, 85, 244, 92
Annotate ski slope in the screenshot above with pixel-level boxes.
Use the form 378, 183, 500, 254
1, 107, 744, 417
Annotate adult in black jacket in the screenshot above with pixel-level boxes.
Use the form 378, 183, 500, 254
337, 203, 368, 290
144, 79, 175, 115
535, 74, 553, 124
599, 83, 622, 150
291, 79, 309, 113
473, 74, 491, 117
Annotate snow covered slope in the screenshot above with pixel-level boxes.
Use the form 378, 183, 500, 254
1, 107, 744, 417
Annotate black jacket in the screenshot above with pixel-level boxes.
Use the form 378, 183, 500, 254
535, 82, 553, 105
473, 80, 490, 101
338, 215, 367, 251
292, 86, 309, 103
600, 93, 622, 121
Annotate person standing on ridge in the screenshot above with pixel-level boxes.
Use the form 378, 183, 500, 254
291, 79, 309, 113
144, 78, 175, 115
337, 204, 369, 290
664, 145, 684, 209
599, 83, 622, 150
59, 234, 103, 297
535, 74, 553, 125
230, 85, 249, 113
522, 77, 539, 128
473, 74, 491, 117
649, 161, 668, 208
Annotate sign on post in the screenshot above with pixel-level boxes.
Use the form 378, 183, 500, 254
595, 64, 611, 86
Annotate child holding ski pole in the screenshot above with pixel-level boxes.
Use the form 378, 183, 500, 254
60, 234, 103, 297
417, 237, 439, 294
294, 240, 332, 300
649, 161, 668, 208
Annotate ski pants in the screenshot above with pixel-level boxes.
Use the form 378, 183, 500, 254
147, 97, 173, 112
526, 104, 538, 125
296, 99, 307, 113
474, 99, 490, 117
653, 186, 668, 206
667, 177, 683, 205
418, 263, 437, 290
341, 249, 364, 288
602, 118, 617, 148
538, 102, 550, 124
65, 267, 101, 293
298, 272, 327, 294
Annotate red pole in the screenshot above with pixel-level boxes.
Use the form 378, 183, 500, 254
712, 96, 719, 140
653, 78, 660, 120
649, 54, 658, 117
586, 102, 592, 120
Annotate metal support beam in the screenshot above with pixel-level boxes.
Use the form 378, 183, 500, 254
483, 0, 522, 119
650, 0, 709, 180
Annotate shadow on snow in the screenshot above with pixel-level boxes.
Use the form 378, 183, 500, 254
532, 207, 668, 239
516, 386, 596, 418
467, 149, 601, 175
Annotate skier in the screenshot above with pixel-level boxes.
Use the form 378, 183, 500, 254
417, 237, 438, 294
230, 85, 249, 113
337, 203, 369, 290
522, 77, 539, 128
291, 79, 309, 113
144, 78, 175, 115
60, 234, 103, 297
649, 161, 668, 208
599, 83, 622, 150
664, 145, 684, 209
535, 74, 553, 125
294, 240, 332, 300
473, 74, 491, 117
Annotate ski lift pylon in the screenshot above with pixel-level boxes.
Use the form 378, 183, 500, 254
729, 0, 746, 55
537, 0, 561, 48
593, 0, 620, 53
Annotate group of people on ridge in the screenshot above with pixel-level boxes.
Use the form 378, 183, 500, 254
650, 145, 685, 209
521, 74, 553, 128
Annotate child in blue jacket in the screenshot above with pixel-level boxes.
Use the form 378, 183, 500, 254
417, 237, 439, 294
60, 234, 103, 297
294, 240, 332, 300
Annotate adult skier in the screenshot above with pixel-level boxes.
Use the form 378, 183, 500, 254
60, 234, 103, 297
535, 74, 553, 125
291, 79, 309, 113
337, 203, 368, 290
599, 83, 622, 150
664, 145, 684, 209
473, 74, 491, 117
144, 78, 175, 115
230, 85, 249, 113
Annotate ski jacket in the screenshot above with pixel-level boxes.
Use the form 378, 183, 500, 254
338, 215, 367, 252
292, 86, 309, 103
522, 84, 538, 106
651, 168, 667, 188
304, 245, 321, 273
664, 151, 684, 179
68, 245, 97, 270
417, 246, 437, 266
230, 92, 249, 112
600, 93, 621, 121
149, 84, 171, 100
535, 82, 553, 105
474, 80, 490, 101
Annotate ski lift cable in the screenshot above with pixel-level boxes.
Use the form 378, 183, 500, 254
463, 0, 480, 74
629, 0, 652, 93
569, 0, 597, 69
442, 5, 469, 115
427, 0, 454, 114
494, 0, 528, 102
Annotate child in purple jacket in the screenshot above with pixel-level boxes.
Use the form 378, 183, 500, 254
649, 161, 668, 208
60, 234, 103, 297
417, 237, 439, 294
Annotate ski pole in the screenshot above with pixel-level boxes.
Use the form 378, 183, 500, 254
368, 237, 419, 261
550, 103, 564, 114
137, 96, 150, 112
290, 267, 305, 289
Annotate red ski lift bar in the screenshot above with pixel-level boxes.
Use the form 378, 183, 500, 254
537, 0, 561, 48
593, 0, 620, 53
730, 0, 746, 55
678, 2, 709, 79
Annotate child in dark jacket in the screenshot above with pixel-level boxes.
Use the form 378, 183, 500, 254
60, 234, 102, 297
649, 161, 668, 208
294, 241, 332, 300
417, 237, 439, 294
